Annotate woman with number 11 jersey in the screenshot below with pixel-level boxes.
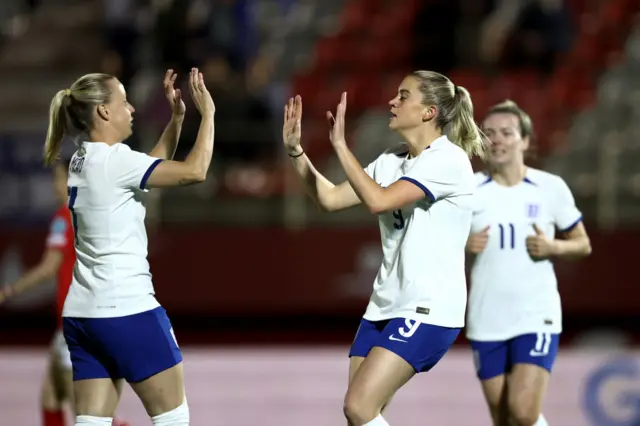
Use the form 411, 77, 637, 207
466, 100, 592, 426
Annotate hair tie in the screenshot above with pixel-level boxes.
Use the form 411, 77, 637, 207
64, 88, 71, 97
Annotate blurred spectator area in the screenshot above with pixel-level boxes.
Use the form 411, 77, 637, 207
290, 0, 639, 230
0, 0, 638, 228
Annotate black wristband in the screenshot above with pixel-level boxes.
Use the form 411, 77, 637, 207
288, 150, 304, 158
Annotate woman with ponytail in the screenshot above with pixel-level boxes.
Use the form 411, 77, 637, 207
45, 68, 215, 426
283, 71, 487, 426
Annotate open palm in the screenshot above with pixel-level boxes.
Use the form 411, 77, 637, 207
164, 69, 186, 116
283, 95, 302, 151
326, 92, 347, 147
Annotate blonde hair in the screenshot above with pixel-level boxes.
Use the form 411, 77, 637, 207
485, 99, 534, 140
410, 70, 487, 159
44, 73, 115, 165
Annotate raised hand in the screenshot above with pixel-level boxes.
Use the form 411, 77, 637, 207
164, 69, 186, 116
326, 92, 347, 148
188, 68, 215, 117
283, 95, 303, 154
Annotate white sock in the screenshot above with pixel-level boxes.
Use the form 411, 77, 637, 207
535, 414, 548, 426
151, 399, 190, 425
75, 415, 113, 425
363, 414, 390, 426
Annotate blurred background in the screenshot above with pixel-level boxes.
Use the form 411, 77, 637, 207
1, 0, 640, 424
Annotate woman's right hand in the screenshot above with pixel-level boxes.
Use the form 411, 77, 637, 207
283, 95, 302, 154
189, 68, 215, 117
466, 226, 490, 254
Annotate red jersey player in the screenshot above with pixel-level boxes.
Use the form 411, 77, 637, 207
0, 160, 130, 426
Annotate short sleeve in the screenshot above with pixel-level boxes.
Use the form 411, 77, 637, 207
399, 149, 463, 202
107, 146, 163, 190
552, 177, 582, 232
46, 215, 68, 249
467, 194, 486, 232
471, 174, 490, 213
364, 158, 377, 179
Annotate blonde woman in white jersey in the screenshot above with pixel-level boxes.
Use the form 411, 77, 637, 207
466, 100, 592, 426
283, 71, 486, 426
42, 68, 215, 426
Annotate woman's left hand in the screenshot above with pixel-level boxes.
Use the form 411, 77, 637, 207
327, 92, 348, 148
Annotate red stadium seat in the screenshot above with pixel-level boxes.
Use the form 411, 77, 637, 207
286, 0, 635, 169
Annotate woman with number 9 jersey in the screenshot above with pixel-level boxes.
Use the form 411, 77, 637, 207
283, 70, 485, 426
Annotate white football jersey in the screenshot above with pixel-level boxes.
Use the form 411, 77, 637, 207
466, 168, 582, 341
362, 136, 475, 328
63, 141, 163, 318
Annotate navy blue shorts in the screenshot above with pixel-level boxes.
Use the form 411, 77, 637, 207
470, 332, 560, 381
348, 317, 460, 373
62, 306, 182, 383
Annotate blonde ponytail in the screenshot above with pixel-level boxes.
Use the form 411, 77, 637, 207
43, 73, 115, 166
410, 70, 488, 160
445, 86, 487, 160
44, 90, 69, 166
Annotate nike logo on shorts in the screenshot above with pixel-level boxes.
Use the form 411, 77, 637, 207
388, 334, 407, 343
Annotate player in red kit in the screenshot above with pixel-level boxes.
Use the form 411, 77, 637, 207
0, 160, 130, 426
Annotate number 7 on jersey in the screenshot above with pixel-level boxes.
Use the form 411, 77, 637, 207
67, 186, 79, 246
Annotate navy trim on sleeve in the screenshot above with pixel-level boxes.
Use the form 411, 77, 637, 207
558, 215, 582, 233
399, 177, 435, 202
140, 159, 163, 190
479, 176, 492, 186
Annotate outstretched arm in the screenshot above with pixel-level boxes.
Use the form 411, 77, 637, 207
328, 93, 425, 214
284, 95, 362, 212
0, 249, 63, 304
150, 69, 185, 160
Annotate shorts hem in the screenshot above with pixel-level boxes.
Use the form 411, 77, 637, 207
477, 371, 506, 381
73, 372, 121, 381
511, 360, 554, 373
127, 357, 183, 384
373, 343, 426, 373
477, 361, 554, 381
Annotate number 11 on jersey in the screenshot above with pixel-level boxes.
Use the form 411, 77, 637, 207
498, 223, 515, 250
